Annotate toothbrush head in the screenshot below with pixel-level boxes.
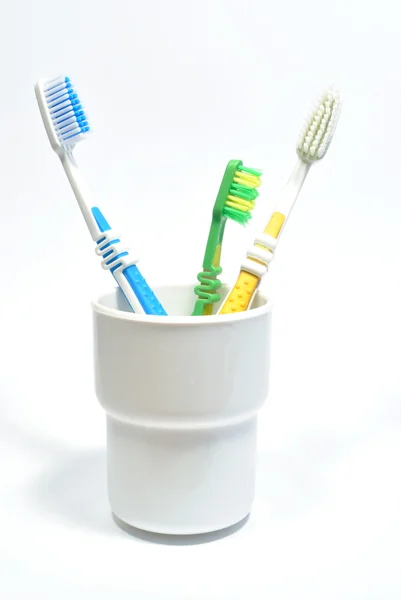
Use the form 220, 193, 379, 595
297, 86, 342, 163
35, 76, 91, 153
214, 159, 262, 226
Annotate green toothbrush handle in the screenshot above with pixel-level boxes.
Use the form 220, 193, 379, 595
192, 264, 223, 316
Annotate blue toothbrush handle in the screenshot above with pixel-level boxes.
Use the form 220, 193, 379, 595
91, 206, 167, 316
123, 265, 167, 316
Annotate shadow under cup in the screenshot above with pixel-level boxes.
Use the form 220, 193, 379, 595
92, 283, 273, 535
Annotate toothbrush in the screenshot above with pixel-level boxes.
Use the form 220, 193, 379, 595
192, 159, 262, 316
218, 86, 342, 314
34, 75, 167, 316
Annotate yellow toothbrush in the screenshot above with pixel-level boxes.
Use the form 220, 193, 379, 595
218, 86, 342, 314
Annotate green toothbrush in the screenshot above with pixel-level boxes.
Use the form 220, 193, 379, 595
192, 159, 262, 316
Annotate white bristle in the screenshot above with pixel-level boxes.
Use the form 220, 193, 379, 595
42, 76, 91, 147
297, 86, 342, 162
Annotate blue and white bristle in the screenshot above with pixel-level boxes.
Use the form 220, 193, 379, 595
44, 76, 91, 146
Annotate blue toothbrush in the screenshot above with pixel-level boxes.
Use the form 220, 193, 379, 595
35, 75, 167, 316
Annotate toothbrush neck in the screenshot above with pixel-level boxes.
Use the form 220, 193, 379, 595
59, 151, 99, 240
218, 217, 227, 245
279, 159, 311, 218
64, 147, 77, 166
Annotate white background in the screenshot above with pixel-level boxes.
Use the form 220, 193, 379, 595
1, 0, 401, 598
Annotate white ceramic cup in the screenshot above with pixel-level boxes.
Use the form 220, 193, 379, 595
92, 283, 272, 535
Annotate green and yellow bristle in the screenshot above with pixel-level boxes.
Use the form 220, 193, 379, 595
223, 166, 262, 224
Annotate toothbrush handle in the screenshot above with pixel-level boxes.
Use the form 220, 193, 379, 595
219, 161, 312, 315
92, 208, 167, 316
218, 233, 277, 315
57, 150, 166, 314
116, 266, 167, 316
192, 264, 222, 316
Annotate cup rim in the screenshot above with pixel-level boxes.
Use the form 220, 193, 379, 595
91, 283, 273, 326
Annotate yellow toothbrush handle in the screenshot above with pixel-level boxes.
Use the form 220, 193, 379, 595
220, 270, 260, 313
219, 212, 286, 314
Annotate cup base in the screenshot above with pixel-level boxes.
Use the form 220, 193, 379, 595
111, 510, 251, 537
